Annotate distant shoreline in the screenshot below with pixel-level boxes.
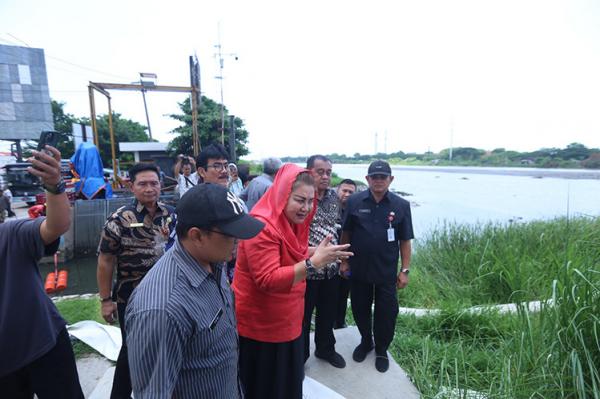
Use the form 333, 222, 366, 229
335, 164, 600, 180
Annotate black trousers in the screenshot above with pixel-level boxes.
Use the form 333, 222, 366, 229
239, 334, 304, 399
0, 327, 84, 399
111, 302, 132, 399
350, 279, 399, 354
335, 277, 351, 327
302, 276, 340, 361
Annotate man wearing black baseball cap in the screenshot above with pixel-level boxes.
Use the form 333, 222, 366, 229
367, 159, 392, 176
340, 160, 414, 373
125, 183, 264, 398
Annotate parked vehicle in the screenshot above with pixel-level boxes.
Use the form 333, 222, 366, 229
2, 162, 42, 206
2, 160, 74, 206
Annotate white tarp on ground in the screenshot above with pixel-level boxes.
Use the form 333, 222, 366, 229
398, 299, 551, 317
304, 376, 346, 399
67, 320, 122, 361
89, 368, 347, 399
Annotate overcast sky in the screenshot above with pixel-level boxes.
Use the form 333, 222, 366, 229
2, 0, 600, 159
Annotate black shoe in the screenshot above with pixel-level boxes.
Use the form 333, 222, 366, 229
315, 351, 346, 368
333, 322, 347, 330
352, 343, 373, 363
375, 355, 389, 372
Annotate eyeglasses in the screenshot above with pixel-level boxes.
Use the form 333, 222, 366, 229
207, 162, 229, 172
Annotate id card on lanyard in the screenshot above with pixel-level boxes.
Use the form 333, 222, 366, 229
387, 211, 396, 242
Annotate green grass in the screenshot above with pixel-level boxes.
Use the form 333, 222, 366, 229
55, 298, 110, 358
55, 298, 104, 325
390, 217, 600, 399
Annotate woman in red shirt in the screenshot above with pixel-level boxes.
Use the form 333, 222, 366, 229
233, 163, 352, 399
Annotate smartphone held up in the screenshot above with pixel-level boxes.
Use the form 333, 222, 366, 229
32, 130, 59, 167
37, 130, 59, 154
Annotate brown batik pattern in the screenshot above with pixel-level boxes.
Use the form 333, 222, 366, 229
98, 200, 176, 303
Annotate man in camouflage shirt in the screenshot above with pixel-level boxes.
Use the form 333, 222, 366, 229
96, 163, 176, 399
302, 155, 346, 368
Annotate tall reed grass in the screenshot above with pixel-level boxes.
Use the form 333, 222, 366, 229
399, 217, 600, 308
392, 217, 599, 398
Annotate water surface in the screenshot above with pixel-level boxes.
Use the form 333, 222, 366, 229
334, 164, 600, 238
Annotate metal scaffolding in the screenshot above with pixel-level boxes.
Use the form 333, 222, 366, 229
88, 81, 201, 181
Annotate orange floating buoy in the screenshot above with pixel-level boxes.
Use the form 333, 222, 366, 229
45, 272, 57, 294
56, 270, 68, 291
28, 204, 46, 219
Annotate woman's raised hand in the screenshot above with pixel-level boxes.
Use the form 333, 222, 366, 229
311, 235, 353, 268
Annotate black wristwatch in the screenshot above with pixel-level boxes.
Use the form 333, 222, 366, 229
400, 268, 410, 275
305, 258, 317, 274
44, 178, 66, 195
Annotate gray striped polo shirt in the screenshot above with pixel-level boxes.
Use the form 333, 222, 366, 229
125, 238, 242, 398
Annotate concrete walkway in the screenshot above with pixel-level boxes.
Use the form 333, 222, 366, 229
75, 355, 112, 398
87, 366, 114, 399
305, 326, 420, 399
80, 326, 420, 398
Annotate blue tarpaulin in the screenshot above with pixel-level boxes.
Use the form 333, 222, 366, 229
70, 142, 113, 199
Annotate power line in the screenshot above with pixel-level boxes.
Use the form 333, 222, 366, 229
0, 34, 130, 81
0, 88, 86, 94
6, 33, 30, 47
48, 90, 88, 93
45, 54, 130, 80
44, 60, 110, 79
0, 35, 22, 46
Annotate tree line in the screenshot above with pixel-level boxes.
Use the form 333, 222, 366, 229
50, 96, 250, 167
281, 143, 600, 169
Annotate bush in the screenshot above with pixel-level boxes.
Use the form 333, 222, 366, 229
582, 153, 600, 169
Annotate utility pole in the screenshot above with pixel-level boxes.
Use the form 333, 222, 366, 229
139, 72, 157, 140
214, 24, 237, 145
228, 115, 236, 162
141, 88, 152, 139
190, 55, 202, 156
449, 118, 454, 161
215, 36, 225, 145
384, 130, 388, 154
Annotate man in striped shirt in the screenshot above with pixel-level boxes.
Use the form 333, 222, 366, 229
125, 183, 264, 398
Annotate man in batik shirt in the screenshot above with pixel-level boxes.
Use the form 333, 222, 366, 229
96, 162, 176, 399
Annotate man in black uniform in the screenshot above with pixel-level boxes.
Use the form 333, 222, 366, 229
340, 160, 413, 373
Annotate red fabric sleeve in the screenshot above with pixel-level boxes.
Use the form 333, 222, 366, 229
244, 232, 297, 293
